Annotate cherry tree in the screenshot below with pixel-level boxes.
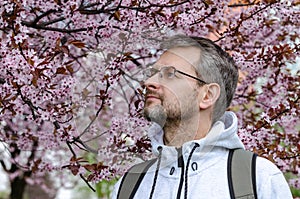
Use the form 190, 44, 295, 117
0, 0, 299, 198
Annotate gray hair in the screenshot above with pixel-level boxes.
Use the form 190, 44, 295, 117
160, 35, 239, 123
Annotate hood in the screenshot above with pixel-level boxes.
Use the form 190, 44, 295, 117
148, 111, 244, 157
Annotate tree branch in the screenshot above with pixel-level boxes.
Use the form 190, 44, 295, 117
251, 96, 299, 134
78, 77, 110, 138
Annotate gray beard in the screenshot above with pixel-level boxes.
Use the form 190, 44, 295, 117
143, 104, 167, 127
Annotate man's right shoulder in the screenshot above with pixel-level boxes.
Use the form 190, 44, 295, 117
110, 159, 157, 199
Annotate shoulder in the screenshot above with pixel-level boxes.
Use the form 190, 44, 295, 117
255, 156, 293, 199
111, 176, 122, 199
110, 159, 157, 199
256, 156, 282, 175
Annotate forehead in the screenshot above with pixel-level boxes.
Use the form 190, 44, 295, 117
155, 46, 201, 72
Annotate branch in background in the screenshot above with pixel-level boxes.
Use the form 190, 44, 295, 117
251, 97, 299, 134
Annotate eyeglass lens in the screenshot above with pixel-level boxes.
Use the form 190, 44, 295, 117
160, 67, 176, 79
143, 67, 176, 81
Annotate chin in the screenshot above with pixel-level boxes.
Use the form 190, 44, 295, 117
145, 101, 160, 108
143, 104, 167, 126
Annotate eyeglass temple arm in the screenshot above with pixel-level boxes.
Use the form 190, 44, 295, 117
176, 70, 206, 84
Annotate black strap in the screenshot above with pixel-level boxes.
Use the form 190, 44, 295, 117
117, 159, 157, 199
228, 149, 258, 199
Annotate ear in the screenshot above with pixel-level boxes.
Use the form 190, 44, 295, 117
199, 83, 220, 110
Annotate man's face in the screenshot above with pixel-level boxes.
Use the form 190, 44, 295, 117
143, 47, 202, 126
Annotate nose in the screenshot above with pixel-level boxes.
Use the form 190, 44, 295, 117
143, 74, 161, 92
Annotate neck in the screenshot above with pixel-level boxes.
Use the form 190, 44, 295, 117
163, 112, 212, 147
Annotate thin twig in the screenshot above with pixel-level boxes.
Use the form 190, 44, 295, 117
78, 78, 110, 138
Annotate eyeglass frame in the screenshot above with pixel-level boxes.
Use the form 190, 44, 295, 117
142, 66, 207, 84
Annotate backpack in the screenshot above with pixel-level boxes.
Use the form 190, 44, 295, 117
117, 148, 257, 199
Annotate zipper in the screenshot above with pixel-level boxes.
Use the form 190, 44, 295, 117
176, 147, 184, 199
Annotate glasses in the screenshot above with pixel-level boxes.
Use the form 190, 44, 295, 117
142, 66, 206, 84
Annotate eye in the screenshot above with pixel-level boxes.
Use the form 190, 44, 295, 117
162, 67, 175, 79
165, 71, 174, 78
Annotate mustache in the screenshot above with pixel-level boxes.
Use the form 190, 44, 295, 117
145, 90, 163, 100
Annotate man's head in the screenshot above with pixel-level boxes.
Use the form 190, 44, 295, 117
143, 35, 238, 127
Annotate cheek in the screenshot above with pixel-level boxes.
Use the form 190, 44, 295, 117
169, 89, 199, 109
162, 81, 198, 104
162, 90, 186, 108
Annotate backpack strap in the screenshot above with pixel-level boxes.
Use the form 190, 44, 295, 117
228, 149, 258, 199
117, 158, 157, 199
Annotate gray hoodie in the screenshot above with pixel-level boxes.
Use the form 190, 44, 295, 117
112, 111, 292, 199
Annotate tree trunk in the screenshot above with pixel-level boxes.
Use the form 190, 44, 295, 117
10, 176, 26, 199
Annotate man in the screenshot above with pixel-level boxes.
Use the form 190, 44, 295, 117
111, 35, 292, 199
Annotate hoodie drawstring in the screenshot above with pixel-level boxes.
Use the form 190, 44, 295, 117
149, 146, 163, 199
184, 143, 200, 199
